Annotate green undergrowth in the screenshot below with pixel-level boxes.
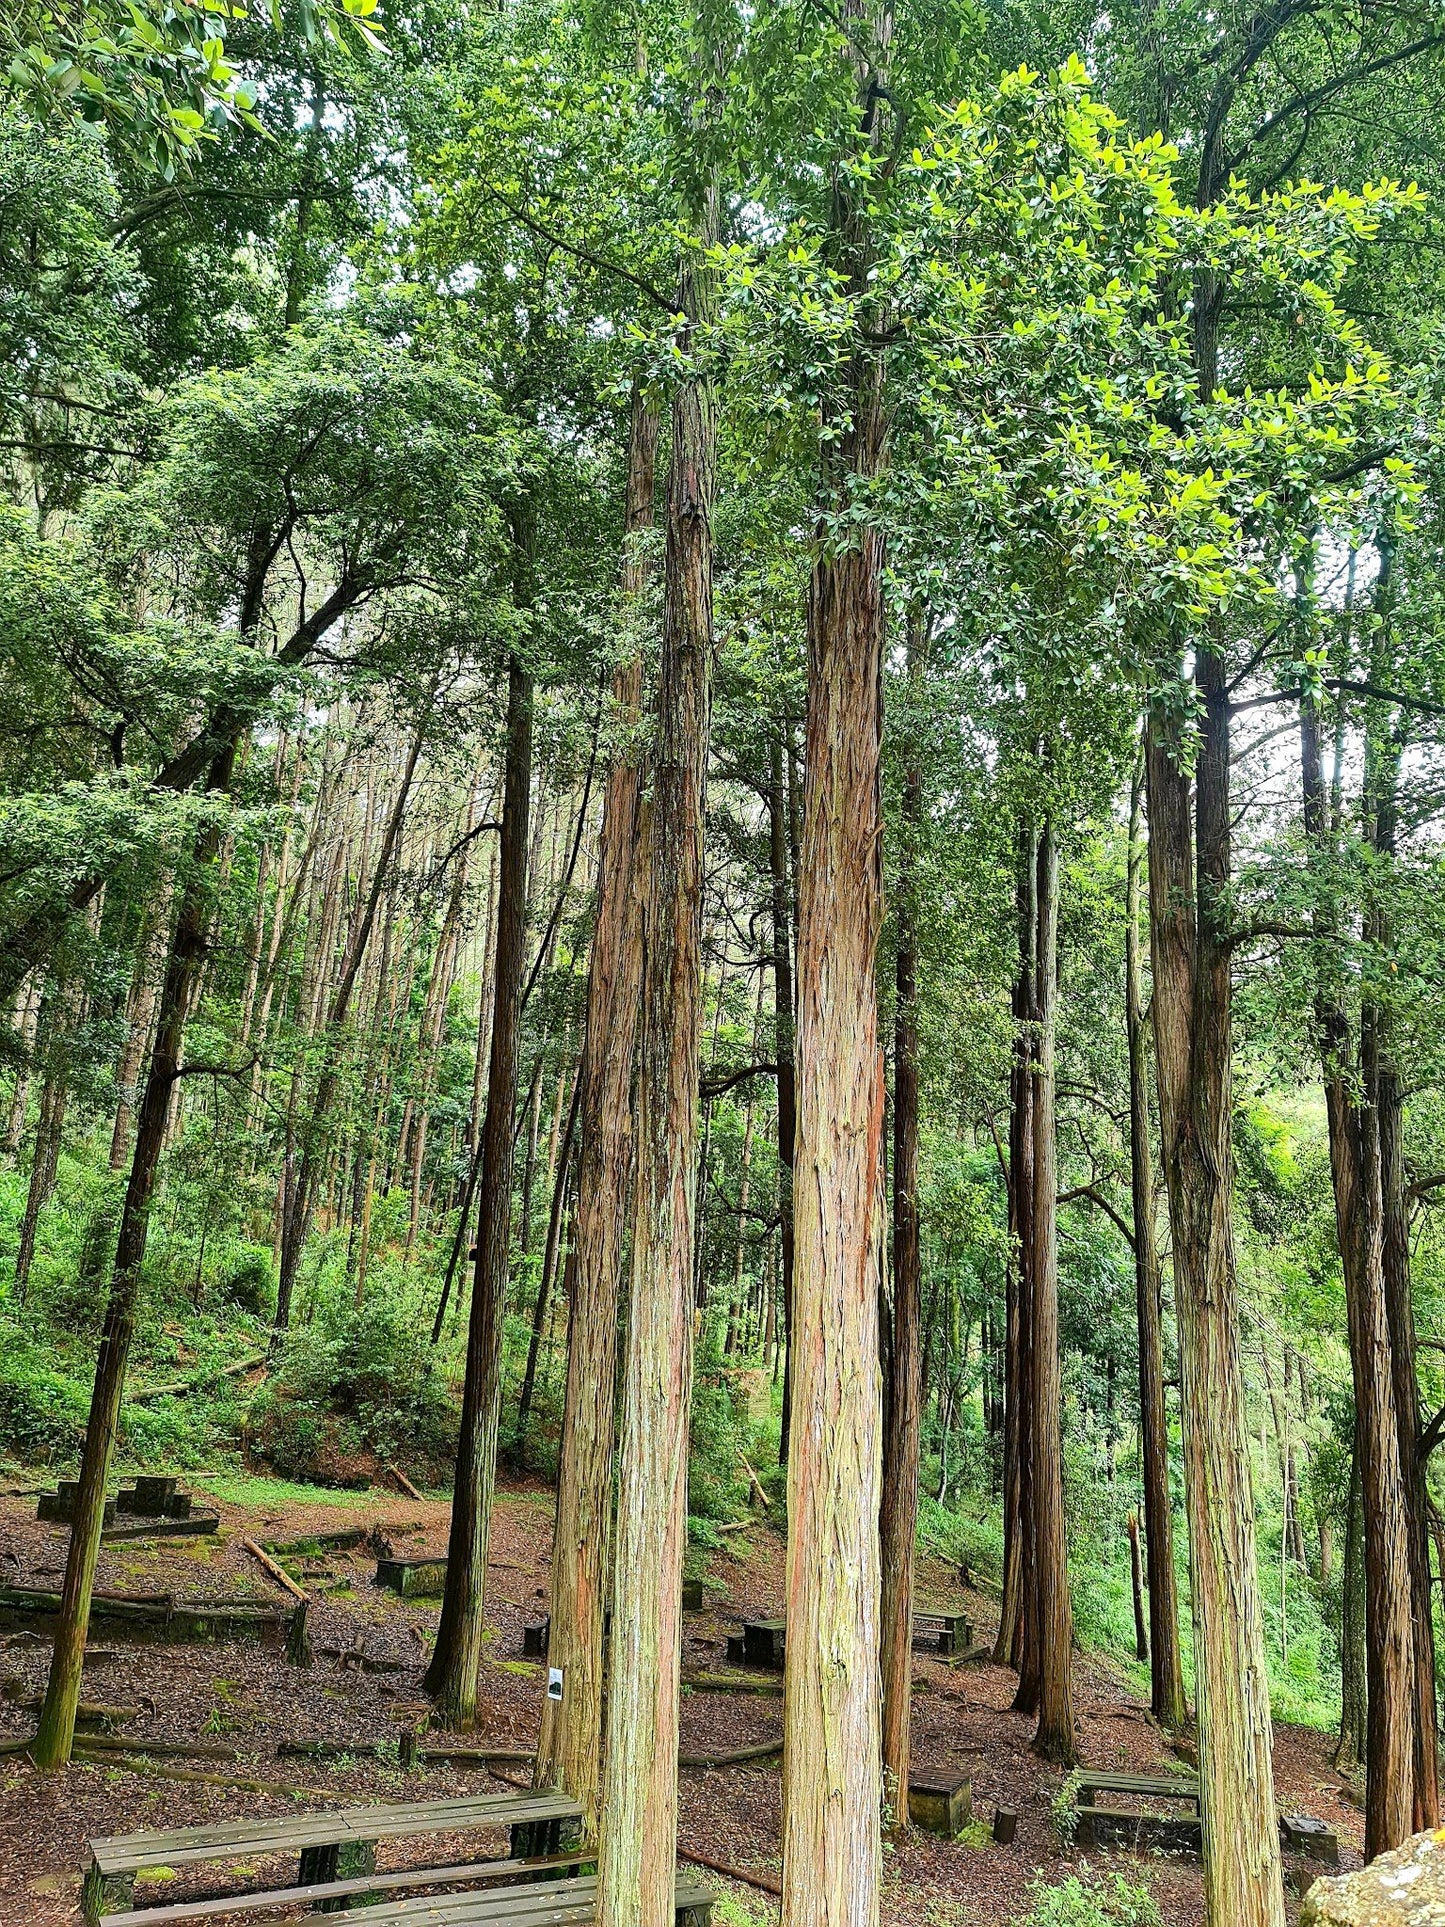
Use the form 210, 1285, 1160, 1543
1014, 1870, 1161, 1927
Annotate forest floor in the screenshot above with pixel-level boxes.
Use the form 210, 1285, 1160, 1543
0, 1475, 1362, 1926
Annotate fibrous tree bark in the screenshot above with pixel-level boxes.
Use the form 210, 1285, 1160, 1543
425, 639, 533, 1728
1016, 825, 1076, 1765
534, 387, 655, 1831
1126, 762, 1187, 1731
880, 612, 924, 1826
596, 228, 716, 1927
1146, 664, 1285, 1927
769, 725, 798, 1469
781, 12, 890, 1911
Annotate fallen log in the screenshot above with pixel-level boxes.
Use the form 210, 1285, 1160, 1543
68, 1734, 237, 1761
71, 1752, 317, 1797
679, 1739, 783, 1769
678, 1847, 782, 1898
241, 1538, 309, 1603
387, 1465, 424, 1501
682, 1671, 784, 1698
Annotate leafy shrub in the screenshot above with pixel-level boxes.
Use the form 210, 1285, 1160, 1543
249, 1275, 456, 1483
0, 1331, 89, 1461
220, 1246, 275, 1318
1014, 1870, 1161, 1927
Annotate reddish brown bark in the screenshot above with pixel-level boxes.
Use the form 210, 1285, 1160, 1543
880, 618, 924, 1824
426, 647, 533, 1727
1146, 668, 1284, 1927
535, 388, 655, 1831
597, 250, 716, 1927
1127, 765, 1187, 1730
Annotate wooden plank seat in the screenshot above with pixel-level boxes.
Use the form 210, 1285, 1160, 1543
321, 1875, 714, 1926
83, 1791, 584, 1923
96, 1853, 590, 1925
1075, 1770, 1201, 1808
101, 1872, 712, 1927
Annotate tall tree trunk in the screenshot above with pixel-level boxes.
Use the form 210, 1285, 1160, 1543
1146, 665, 1284, 1927
1302, 683, 1416, 1857
1338, 1432, 1368, 1772
781, 28, 890, 1904
1363, 615, 1439, 1830
769, 727, 798, 1468
597, 231, 716, 1927
535, 387, 655, 1829
1009, 829, 1039, 1698
33, 743, 236, 1769
881, 615, 924, 1825
425, 645, 533, 1727
1023, 826, 1076, 1764
1127, 764, 1187, 1730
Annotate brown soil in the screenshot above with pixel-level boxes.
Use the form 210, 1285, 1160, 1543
0, 1479, 1359, 1925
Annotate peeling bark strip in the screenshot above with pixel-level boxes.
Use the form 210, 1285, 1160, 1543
597, 241, 716, 1927
426, 642, 533, 1728
1146, 671, 1285, 1927
536, 387, 656, 1830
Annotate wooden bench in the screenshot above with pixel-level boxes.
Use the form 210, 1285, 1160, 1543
83, 1790, 584, 1923
911, 1609, 972, 1657
738, 1608, 973, 1672
1073, 1769, 1203, 1854
100, 1871, 712, 1927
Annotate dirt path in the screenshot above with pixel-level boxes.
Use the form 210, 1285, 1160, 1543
0, 1478, 1358, 1925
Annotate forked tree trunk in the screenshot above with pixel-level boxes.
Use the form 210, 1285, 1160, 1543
33, 744, 236, 1769
425, 647, 533, 1727
880, 620, 924, 1825
596, 243, 715, 1927
1146, 669, 1284, 1927
780, 40, 890, 1895
1126, 764, 1187, 1730
534, 388, 655, 1830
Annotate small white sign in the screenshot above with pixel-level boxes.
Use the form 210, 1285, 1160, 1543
547, 1666, 564, 1702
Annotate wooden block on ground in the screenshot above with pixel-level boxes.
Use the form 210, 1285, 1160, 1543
992, 1807, 1017, 1846
374, 1558, 448, 1599
522, 1619, 549, 1659
1280, 1814, 1339, 1866
682, 1580, 704, 1613
39, 1493, 116, 1527
908, 1767, 972, 1836
741, 1619, 786, 1670
725, 1635, 746, 1664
